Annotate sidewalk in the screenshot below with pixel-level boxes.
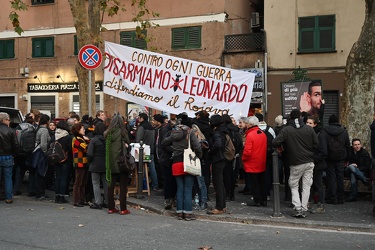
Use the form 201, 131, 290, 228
127, 183, 375, 233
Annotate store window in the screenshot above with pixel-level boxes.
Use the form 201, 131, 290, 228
72, 94, 101, 115
0, 95, 16, 108
30, 95, 56, 118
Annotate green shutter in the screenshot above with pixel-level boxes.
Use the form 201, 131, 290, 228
120, 32, 133, 47
172, 26, 201, 50
0, 40, 15, 59
298, 15, 335, 53
74, 35, 78, 55
120, 30, 147, 49
32, 37, 54, 58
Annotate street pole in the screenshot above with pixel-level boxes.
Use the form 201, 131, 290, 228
272, 151, 282, 217
88, 70, 92, 117
137, 141, 145, 199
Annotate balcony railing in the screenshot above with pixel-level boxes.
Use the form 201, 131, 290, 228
224, 33, 265, 53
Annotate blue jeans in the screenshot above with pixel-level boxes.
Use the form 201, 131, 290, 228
196, 175, 207, 204
345, 164, 367, 197
0, 157, 14, 200
55, 162, 70, 196
175, 174, 194, 214
148, 154, 159, 189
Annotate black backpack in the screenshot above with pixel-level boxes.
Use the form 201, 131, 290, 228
16, 123, 38, 156
263, 126, 275, 158
327, 135, 346, 161
46, 141, 68, 164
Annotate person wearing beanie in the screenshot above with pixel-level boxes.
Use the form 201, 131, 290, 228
320, 114, 350, 205
273, 109, 318, 218
207, 115, 228, 215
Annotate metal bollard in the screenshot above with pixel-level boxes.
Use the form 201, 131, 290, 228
137, 141, 145, 199
272, 151, 282, 217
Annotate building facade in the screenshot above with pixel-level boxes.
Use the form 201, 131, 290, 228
264, 0, 365, 125
0, 0, 264, 119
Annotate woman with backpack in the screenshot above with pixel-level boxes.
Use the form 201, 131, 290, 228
53, 120, 72, 203
87, 122, 108, 209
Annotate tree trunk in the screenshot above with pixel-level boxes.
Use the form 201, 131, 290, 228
342, 0, 375, 150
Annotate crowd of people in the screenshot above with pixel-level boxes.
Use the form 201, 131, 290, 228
0, 107, 375, 220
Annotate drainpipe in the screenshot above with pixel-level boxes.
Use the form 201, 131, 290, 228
261, 29, 268, 116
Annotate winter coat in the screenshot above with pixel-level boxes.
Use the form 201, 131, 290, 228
348, 147, 371, 176
161, 125, 202, 164
135, 121, 155, 153
72, 135, 89, 168
106, 127, 130, 174
0, 122, 18, 156
36, 126, 51, 153
320, 123, 351, 162
208, 125, 228, 163
272, 118, 318, 166
242, 126, 267, 173
87, 135, 106, 173
156, 122, 173, 167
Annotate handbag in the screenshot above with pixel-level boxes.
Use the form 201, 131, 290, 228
183, 132, 201, 176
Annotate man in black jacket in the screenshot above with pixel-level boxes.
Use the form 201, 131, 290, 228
345, 139, 371, 202
0, 112, 19, 204
273, 109, 318, 218
321, 114, 351, 205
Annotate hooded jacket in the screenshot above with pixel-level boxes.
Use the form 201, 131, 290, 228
272, 118, 318, 166
321, 122, 350, 162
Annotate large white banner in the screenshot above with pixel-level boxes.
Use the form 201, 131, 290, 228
103, 41, 255, 120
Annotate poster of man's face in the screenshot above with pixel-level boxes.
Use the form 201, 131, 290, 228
281, 80, 323, 117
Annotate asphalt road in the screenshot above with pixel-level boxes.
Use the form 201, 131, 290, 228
1, 198, 375, 250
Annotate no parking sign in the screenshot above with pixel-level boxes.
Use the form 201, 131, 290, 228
78, 45, 102, 70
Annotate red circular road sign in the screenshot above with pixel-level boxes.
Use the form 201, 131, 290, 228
78, 44, 102, 70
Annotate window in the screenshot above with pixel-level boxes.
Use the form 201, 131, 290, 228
120, 31, 147, 49
172, 26, 201, 50
32, 0, 54, 5
32, 37, 54, 58
0, 39, 15, 59
298, 15, 335, 53
74, 35, 78, 55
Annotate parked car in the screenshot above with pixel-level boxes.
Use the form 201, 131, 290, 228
0, 107, 23, 128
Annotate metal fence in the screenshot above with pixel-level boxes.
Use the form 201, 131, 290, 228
224, 33, 265, 52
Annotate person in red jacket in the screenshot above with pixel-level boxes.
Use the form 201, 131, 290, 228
242, 116, 267, 207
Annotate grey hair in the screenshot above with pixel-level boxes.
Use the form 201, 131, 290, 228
238, 116, 247, 123
0, 112, 10, 122
246, 116, 259, 126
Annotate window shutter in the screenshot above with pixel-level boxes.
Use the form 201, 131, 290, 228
172, 28, 186, 49
120, 32, 133, 47
45, 38, 54, 57
187, 27, 201, 48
